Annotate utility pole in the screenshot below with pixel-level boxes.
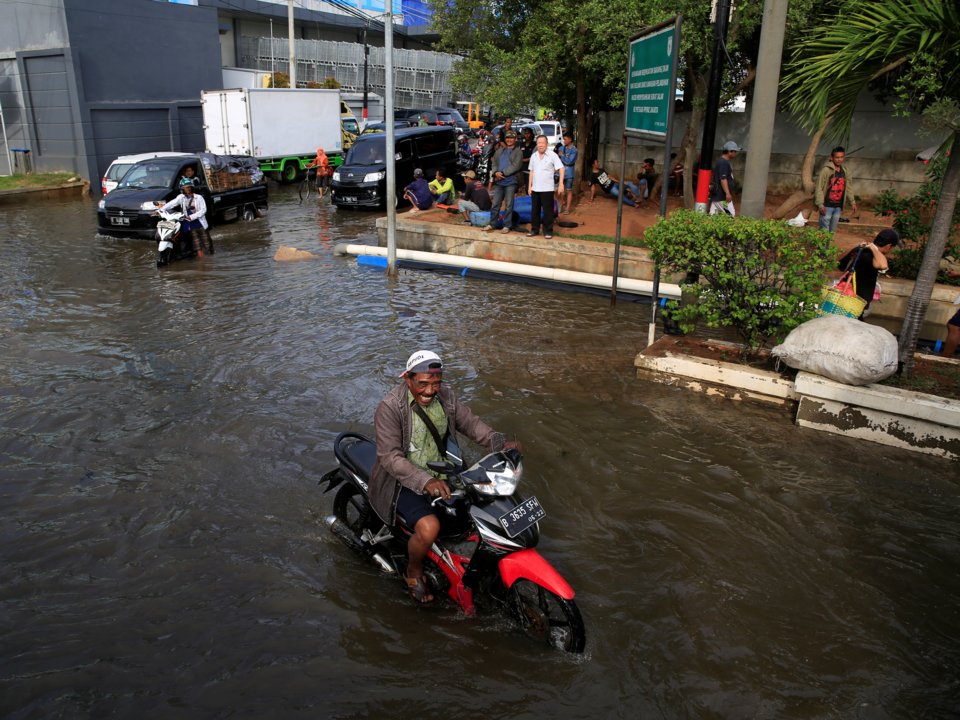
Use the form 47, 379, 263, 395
385, 3, 397, 276
740, 0, 789, 217
287, 0, 296, 87
695, 0, 732, 213
362, 25, 369, 122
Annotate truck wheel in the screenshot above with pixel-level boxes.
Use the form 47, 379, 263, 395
242, 205, 256, 222
280, 161, 300, 184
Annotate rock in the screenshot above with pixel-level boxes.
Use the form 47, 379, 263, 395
273, 246, 317, 262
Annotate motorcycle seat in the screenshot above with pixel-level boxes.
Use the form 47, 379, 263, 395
340, 435, 377, 480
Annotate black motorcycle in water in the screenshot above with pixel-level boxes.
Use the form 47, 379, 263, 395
319, 432, 586, 653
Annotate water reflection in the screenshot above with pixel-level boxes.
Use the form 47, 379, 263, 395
0, 188, 957, 718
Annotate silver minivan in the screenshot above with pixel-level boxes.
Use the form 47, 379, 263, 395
100, 152, 191, 195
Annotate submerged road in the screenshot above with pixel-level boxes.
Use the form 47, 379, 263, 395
1, 185, 958, 718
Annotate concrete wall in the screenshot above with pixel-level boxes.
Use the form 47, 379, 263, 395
0, 0, 68, 50
0, 0, 222, 186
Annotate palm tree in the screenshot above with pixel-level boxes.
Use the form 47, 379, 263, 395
781, 0, 960, 373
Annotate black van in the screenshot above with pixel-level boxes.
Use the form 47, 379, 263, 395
331, 126, 458, 209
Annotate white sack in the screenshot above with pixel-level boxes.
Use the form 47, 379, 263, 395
786, 211, 807, 227
772, 315, 899, 385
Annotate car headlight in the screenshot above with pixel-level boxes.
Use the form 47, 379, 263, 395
472, 459, 522, 496
363, 171, 385, 183
332, 171, 340, 182
140, 201, 159, 211
98, 199, 105, 210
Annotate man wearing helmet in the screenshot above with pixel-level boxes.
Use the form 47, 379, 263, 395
158, 181, 213, 257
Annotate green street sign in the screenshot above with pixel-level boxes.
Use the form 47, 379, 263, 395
625, 23, 678, 138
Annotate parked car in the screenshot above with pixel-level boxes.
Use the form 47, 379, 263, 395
536, 120, 563, 147
360, 120, 415, 135
97, 154, 268, 238
100, 151, 191, 195
331, 125, 458, 209
434, 107, 471, 135
395, 109, 444, 126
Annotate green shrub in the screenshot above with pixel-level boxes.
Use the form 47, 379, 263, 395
644, 210, 835, 354
873, 151, 960, 285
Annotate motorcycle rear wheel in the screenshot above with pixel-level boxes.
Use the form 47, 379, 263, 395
510, 579, 585, 653
333, 483, 371, 536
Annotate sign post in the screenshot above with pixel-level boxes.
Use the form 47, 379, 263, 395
613, 18, 681, 346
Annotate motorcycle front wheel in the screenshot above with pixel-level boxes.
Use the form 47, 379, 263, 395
510, 579, 585, 653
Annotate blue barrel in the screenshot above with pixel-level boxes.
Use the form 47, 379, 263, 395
512, 195, 559, 224
469, 210, 491, 227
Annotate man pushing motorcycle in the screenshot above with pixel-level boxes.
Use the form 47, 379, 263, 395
157, 180, 213, 257
369, 350, 520, 604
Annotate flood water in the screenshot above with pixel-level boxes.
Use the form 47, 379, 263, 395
2, 187, 958, 719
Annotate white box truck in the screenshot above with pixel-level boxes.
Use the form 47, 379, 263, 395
201, 88, 346, 183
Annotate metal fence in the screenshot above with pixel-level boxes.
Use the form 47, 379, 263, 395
238, 36, 456, 109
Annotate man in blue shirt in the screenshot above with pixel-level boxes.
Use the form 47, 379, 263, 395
558, 131, 578, 215
403, 168, 434, 213
482, 130, 524, 233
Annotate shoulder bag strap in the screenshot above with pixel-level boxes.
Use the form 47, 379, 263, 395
411, 402, 449, 457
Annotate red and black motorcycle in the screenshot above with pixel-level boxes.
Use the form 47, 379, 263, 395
319, 432, 586, 653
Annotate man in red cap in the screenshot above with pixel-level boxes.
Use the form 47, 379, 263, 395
368, 350, 518, 604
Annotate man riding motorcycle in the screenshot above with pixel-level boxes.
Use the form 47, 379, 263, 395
369, 350, 519, 604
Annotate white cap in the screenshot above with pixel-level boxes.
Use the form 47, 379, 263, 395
401, 350, 443, 377
722, 140, 741, 152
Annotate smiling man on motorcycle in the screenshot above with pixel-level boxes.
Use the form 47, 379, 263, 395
370, 350, 518, 604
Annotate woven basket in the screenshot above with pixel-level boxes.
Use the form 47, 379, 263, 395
819, 287, 867, 318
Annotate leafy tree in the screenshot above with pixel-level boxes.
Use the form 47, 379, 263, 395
781, 0, 960, 373
428, 0, 653, 182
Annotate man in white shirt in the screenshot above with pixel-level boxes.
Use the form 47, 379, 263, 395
526, 136, 564, 239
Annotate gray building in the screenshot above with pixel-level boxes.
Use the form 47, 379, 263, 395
0, 0, 437, 193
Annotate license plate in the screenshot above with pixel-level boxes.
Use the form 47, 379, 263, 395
110, 216, 130, 226
497, 496, 545, 538
341, 196, 357, 203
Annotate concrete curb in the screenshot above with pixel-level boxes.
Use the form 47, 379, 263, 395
634, 340, 960, 460
0, 181, 90, 203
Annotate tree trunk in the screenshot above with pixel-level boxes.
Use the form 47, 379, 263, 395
678, 70, 709, 208
898, 130, 960, 374
575, 66, 590, 197
770, 116, 831, 219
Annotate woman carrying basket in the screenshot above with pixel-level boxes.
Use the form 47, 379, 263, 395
836, 228, 900, 318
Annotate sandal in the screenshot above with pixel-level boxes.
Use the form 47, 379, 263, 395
405, 575, 434, 604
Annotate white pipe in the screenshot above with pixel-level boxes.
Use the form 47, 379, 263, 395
334, 243, 681, 298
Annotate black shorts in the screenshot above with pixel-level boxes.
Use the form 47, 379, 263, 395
395, 486, 436, 527
949, 308, 960, 328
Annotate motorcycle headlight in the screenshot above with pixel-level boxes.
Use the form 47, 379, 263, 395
140, 201, 159, 211
332, 171, 340, 182
97, 199, 105, 210
363, 171, 385, 183
472, 459, 522, 496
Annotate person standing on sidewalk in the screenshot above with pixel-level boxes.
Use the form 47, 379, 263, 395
558, 132, 578, 214
482, 130, 524, 234
709, 140, 740, 217
526, 135, 564, 239
814, 146, 858, 232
